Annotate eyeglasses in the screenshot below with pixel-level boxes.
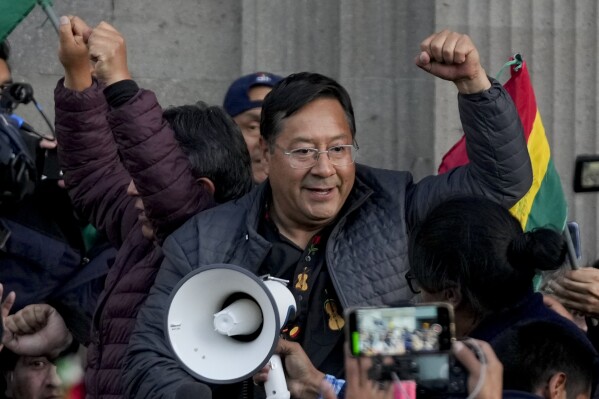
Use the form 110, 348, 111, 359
405, 270, 421, 294
275, 142, 359, 169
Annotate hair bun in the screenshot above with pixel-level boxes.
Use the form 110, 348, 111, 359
507, 229, 566, 271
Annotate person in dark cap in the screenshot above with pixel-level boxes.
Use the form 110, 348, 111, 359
224, 72, 282, 183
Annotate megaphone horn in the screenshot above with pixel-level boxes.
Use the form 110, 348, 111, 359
166, 264, 297, 399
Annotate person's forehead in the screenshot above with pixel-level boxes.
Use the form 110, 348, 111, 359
247, 85, 272, 102
278, 98, 351, 139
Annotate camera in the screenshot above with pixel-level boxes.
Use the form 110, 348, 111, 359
0, 83, 39, 205
346, 303, 468, 398
0, 82, 34, 114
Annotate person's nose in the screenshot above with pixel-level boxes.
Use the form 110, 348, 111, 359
126, 180, 139, 197
46, 364, 63, 388
310, 150, 335, 177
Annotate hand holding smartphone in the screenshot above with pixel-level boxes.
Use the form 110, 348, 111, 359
346, 303, 469, 397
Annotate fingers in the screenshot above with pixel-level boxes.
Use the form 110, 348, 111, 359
95, 21, 119, 33
320, 379, 337, 399
415, 29, 488, 93
58, 16, 91, 47
69, 16, 93, 43
454, 339, 503, 395
1, 291, 15, 318
452, 340, 480, 373
0, 283, 16, 321
419, 30, 472, 64
344, 347, 370, 390
86, 20, 130, 86
275, 338, 301, 356
543, 294, 575, 322
59, 16, 75, 45
39, 138, 57, 150
253, 365, 270, 385
6, 304, 51, 335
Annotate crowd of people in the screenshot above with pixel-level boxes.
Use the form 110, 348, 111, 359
1, 12, 599, 399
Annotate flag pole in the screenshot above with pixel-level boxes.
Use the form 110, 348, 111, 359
563, 225, 580, 270
37, 0, 60, 35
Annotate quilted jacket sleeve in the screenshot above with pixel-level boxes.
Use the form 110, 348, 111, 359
107, 89, 215, 244
406, 77, 533, 228
55, 78, 136, 248
123, 232, 200, 399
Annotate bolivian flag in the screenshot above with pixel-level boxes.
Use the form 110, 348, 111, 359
438, 56, 567, 232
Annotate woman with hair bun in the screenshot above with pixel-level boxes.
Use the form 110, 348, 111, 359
407, 195, 589, 343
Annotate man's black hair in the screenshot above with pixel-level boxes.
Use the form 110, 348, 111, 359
260, 72, 356, 147
163, 102, 253, 203
493, 320, 594, 399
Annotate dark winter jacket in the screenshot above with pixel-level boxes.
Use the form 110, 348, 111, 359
123, 78, 533, 398
55, 78, 213, 399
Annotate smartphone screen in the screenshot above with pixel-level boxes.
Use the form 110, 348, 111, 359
347, 303, 454, 357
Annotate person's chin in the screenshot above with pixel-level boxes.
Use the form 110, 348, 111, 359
302, 200, 341, 221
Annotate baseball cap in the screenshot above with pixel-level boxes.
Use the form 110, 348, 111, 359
223, 72, 283, 117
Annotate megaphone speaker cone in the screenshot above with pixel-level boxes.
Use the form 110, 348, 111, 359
166, 264, 283, 384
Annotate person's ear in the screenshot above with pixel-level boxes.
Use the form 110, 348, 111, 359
544, 372, 567, 399
260, 136, 270, 175
443, 286, 462, 308
196, 177, 215, 196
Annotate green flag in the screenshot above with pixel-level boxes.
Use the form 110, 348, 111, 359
0, 0, 38, 42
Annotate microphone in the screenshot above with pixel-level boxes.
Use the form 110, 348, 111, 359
8, 114, 36, 134
174, 382, 212, 399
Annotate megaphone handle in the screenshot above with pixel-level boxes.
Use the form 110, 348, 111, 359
265, 354, 291, 399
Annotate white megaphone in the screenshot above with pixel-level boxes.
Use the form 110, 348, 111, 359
166, 264, 297, 399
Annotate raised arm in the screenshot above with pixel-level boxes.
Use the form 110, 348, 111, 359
407, 30, 531, 227
55, 16, 136, 247
87, 21, 214, 244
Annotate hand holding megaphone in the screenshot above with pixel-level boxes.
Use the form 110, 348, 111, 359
255, 339, 328, 399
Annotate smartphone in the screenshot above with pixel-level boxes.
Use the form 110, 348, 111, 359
346, 303, 455, 357
346, 303, 466, 394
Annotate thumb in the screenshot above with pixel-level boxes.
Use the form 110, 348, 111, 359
320, 379, 337, 399
275, 339, 295, 355
414, 51, 433, 74
59, 16, 74, 45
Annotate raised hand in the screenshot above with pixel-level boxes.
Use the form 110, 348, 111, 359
58, 15, 93, 91
87, 21, 131, 87
0, 283, 16, 351
415, 29, 491, 94
3, 304, 73, 358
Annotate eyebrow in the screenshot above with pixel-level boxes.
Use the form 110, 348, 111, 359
287, 133, 351, 147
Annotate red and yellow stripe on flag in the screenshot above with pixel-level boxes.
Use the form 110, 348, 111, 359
438, 57, 567, 232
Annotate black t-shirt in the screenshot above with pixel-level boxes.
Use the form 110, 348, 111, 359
257, 206, 345, 377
